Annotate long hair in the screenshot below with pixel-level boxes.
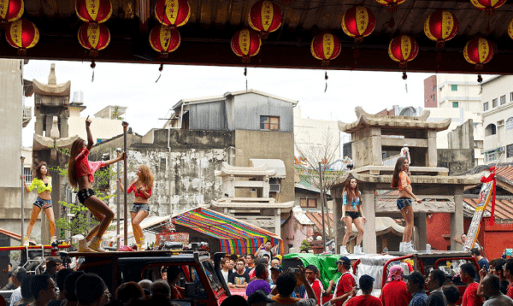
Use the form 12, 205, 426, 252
138, 165, 154, 189
68, 138, 85, 188
34, 161, 49, 180
342, 178, 360, 204
391, 156, 408, 188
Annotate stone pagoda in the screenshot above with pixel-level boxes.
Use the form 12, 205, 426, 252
332, 107, 480, 253
211, 162, 294, 235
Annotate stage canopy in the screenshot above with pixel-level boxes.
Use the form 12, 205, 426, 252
172, 207, 284, 255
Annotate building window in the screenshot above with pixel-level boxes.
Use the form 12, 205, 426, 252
507, 144, 513, 158
452, 102, 459, 108
451, 84, 458, 91
507, 117, 513, 130
483, 102, 489, 111
500, 95, 506, 105
300, 198, 317, 208
485, 124, 497, 136
260, 116, 279, 130
486, 151, 497, 162
493, 98, 498, 108
23, 167, 32, 183
510, 92, 513, 101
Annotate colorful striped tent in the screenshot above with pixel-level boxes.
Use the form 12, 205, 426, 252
172, 207, 284, 255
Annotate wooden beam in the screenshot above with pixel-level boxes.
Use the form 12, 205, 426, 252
380, 137, 428, 148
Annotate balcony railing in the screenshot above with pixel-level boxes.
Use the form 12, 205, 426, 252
22, 107, 32, 127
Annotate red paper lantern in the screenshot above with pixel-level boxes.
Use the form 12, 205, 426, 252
75, 0, 112, 23
78, 23, 110, 57
154, 0, 190, 28
149, 25, 181, 58
5, 19, 39, 55
248, 0, 282, 39
376, 0, 407, 11
0, 0, 24, 27
508, 18, 513, 40
310, 32, 341, 66
388, 35, 419, 69
464, 37, 494, 69
231, 29, 261, 64
341, 6, 375, 43
424, 10, 459, 49
470, 0, 506, 14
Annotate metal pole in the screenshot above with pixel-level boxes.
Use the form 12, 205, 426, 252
116, 148, 122, 250
319, 162, 327, 252
122, 122, 129, 246
21, 156, 25, 242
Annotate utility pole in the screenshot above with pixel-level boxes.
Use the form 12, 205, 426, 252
20, 155, 25, 242
116, 148, 122, 250
319, 162, 327, 252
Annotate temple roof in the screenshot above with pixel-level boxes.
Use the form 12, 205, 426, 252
33, 79, 71, 97
339, 107, 451, 133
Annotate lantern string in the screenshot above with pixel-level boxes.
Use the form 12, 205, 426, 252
156, 64, 164, 83
324, 71, 328, 93
244, 67, 248, 91
91, 61, 96, 82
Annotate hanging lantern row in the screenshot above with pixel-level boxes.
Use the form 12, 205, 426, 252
75, 0, 112, 24
231, 28, 262, 64
341, 6, 376, 44
464, 36, 494, 82
0, 0, 24, 27
154, 0, 191, 29
310, 32, 341, 66
424, 9, 459, 49
248, 0, 283, 39
470, 0, 506, 15
149, 24, 181, 57
78, 22, 110, 59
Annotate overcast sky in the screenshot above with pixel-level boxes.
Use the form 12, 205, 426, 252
22, 59, 447, 147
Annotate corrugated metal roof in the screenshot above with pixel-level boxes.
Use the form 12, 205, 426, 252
305, 212, 334, 235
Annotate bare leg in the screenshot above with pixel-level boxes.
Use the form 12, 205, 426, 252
132, 211, 149, 245
43, 207, 56, 238
342, 216, 353, 245
403, 206, 414, 242
26, 206, 41, 238
130, 212, 139, 243
353, 217, 365, 246
400, 208, 407, 242
83, 196, 113, 240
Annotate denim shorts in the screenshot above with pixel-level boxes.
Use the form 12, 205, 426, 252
397, 197, 412, 210
131, 203, 150, 213
34, 197, 52, 209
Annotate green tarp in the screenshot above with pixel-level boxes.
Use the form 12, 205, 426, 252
283, 253, 342, 288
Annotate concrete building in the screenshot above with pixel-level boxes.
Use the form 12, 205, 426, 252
423, 74, 484, 165
481, 76, 513, 163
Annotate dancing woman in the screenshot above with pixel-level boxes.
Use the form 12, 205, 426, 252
118, 165, 154, 251
391, 157, 421, 253
68, 116, 125, 252
21, 161, 56, 245
340, 178, 366, 255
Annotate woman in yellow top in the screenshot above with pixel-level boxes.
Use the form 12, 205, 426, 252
21, 161, 56, 246
391, 157, 421, 253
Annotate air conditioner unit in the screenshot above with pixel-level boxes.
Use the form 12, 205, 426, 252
270, 184, 281, 193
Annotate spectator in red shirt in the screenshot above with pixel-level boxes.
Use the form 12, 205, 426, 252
344, 275, 382, 306
305, 265, 323, 306
460, 263, 483, 306
330, 257, 355, 306
504, 258, 513, 299
380, 265, 410, 306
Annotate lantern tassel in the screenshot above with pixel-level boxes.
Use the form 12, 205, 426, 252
324, 71, 328, 93
244, 67, 248, 91
91, 61, 96, 82
155, 64, 164, 83
18, 48, 27, 56
436, 50, 442, 63
403, 72, 408, 94
478, 74, 483, 83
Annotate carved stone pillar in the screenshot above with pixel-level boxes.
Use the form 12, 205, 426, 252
35, 114, 45, 136
45, 115, 53, 138
451, 186, 464, 250
361, 183, 377, 254
59, 114, 69, 138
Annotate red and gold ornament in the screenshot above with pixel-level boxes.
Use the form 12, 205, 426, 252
0, 0, 24, 27
78, 22, 110, 58
470, 0, 506, 15
424, 10, 459, 49
149, 24, 181, 57
388, 34, 418, 71
248, 0, 282, 39
310, 32, 341, 66
341, 6, 375, 43
5, 18, 39, 55
508, 18, 513, 40
463, 36, 494, 82
231, 29, 261, 64
75, 0, 112, 23
154, 0, 190, 29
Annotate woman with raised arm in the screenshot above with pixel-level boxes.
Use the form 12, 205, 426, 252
118, 165, 154, 251
391, 157, 421, 253
68, 116, 125, 252
340, 178, 366, 255
21, 161, 56, 246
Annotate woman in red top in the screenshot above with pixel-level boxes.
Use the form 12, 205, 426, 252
118, 164, 154, 251
68, 116, 125, 252
391, 157, 421, 253
380, 265, 410, 306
